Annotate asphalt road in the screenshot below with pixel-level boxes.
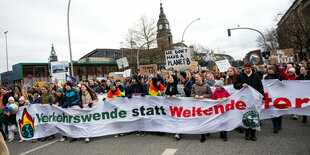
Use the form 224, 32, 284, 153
5, 115, 310, 155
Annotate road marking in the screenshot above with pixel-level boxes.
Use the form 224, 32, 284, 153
20, 139, 58, 155
162, 148, 177, 155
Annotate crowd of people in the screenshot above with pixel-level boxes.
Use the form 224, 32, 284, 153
0, 59, 309, 144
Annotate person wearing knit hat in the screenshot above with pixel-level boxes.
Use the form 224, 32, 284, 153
234, 60, 265, 141
56, 88, 63, 93
288, 68, 295, 74
7, 96, 19, 142
211, 80, 230, 141
132, 74, 138, 80
279, 65, 297, 80
8, 97, 14, 102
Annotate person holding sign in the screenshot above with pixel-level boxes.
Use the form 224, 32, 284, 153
190, 73, 212, 143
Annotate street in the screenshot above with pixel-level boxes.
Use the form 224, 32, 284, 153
6, 115, 310, 155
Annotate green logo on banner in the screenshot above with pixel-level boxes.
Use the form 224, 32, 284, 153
242, 110, 260, 128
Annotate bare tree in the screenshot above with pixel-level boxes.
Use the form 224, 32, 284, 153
256, 28, 279, 51
123, 15, 157, 66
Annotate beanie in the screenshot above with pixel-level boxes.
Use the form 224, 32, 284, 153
244, 62, 252, 68
8, 97, 14, 102
214, 80, 224, 88
132, 74, 138, 80
180, 72, 187, 79
288, 68, 295, 73
56, 88, 63, 93
66, 82, 73, 88
19, 96, 25, 102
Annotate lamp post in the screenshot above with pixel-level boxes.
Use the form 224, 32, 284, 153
181, 18, 200, 43
67, 0, 74, 77
4, 31, 8, 71
227, 27, 270, 54
136, 36, 169, 71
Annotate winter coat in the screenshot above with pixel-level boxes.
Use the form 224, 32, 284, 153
191, 82, 212, 98
6, 102, 18, 125
55, 94, 65, 106
165, 75, 178, 96
184, 79, 193, 97
225, 75, 236, 85
64, 89, 80, 107
117, 85, 124, 92
279, 68, 296, 80
131, 82, 145, 94
264, 74, 284, 80
81, 91, 98, 104
41, 92, 55, 104
89, 83, 101, 94
125, 86, 133, 97
234, 71, 265, 98
2, 93, 10, 107
0, 110, 9, 131
295, 74, 310, 80
29, 96, 41, 104
211, 88, 230, 100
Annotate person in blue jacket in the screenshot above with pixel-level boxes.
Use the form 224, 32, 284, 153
62, 82, 80, 142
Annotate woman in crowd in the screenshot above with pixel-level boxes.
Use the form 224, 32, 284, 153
131, 74, 145, 96
29, 90, 41, 104
88, 78, 101, 94
295, 66, 310, 123
149, 77, 165, 96
54, 88, 67, 142
225, 67, 237, 85
211, 80, 230, 141
40, 86, 56, 141
205, 73, 215, 87
191, 73, 212, 143
79, 84, 98, 142
165, 75, 178, 98
264, 65, 284, 133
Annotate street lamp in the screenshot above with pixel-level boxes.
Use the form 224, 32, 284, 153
181, 18, 200, 43
136, 36, 169, 71
67, 0, 74, 77
227, 27, 270, 54
4, 31, 8, 71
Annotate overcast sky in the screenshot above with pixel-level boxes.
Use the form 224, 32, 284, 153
0, 0, 293, 73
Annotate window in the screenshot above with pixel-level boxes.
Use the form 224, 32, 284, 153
79, 66, 86, 75
87, 66, 95, 74
103, 66, 108, 73
96, 66, 102, 74
23, 66, 34, 77
73, 66, 78, 75
35, 66, 47, 76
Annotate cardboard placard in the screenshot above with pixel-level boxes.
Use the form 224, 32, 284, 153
173, 61, 198, 71
139, 64, 158, 76
165, 48, 191, 67
215, 59, 231, 72
270, 49, 294, 65
36, 81, 47, 88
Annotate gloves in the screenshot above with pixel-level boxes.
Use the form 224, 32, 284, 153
49, 102, 53, 106
141, 93, 145, 97
88, 103, 93, 108
102, 98, 106, 101
78, 102, 83, 109
62, 104, 68, 109
128, 94, 132, 99
122, 96, 125, 98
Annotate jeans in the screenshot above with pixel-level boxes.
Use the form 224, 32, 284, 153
272, 116, 282, 130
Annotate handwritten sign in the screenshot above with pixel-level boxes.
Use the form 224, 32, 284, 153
173, 61, 198, 71
165, 48, 191, 67
139, 64, 158, 76
36, 81, 47, 88
270, 49, 294, 65
215, 59, 231, 72
116, 57, 129, 69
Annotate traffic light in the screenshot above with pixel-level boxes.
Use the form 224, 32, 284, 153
227, 29, 231, 37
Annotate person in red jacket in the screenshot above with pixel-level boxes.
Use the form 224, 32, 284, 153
279, 64, 297, 80
211, 80, 230, 141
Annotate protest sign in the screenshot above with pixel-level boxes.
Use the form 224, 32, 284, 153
51, 61, 69, 83
139, 64, 158, 76
244, 50, 264, 65
173, 61, 198, 71
270, 49, 294, 65
35, 81, 47, 88
116, 57, 129, 69
215, 59, 231, 72
165, 48, 191, 67
123, 69, 131, 77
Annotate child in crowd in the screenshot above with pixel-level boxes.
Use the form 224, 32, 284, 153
6, 97, 19, 142
211, 80, 230, 141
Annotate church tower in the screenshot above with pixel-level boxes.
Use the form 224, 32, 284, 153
157, 3, 173, 52
49, 44, 58, 62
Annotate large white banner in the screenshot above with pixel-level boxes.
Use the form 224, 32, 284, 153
17, 87, 263, 140
16, 80, 310, 140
